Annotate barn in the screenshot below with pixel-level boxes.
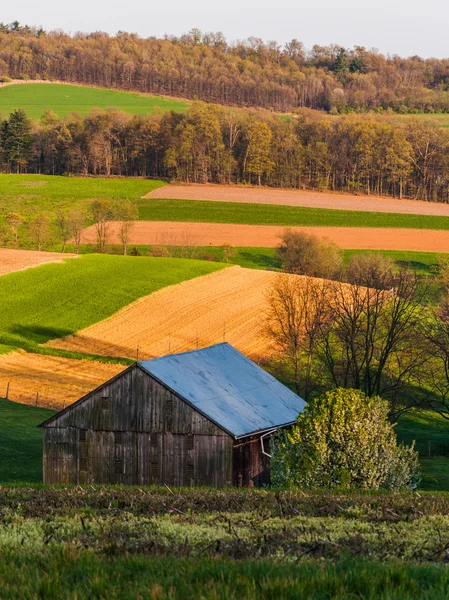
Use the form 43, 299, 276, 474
39, 343, 306, 487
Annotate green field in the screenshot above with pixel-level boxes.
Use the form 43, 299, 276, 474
5, 552, 449, 600
2, 486, 449, 598
0, 255, 226, 354
0, 174, 163, 221
0, 398, 54, 483
0, 83, 188, 120
138, 197, 449, 230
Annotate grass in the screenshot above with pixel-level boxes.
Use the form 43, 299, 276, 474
0, 174, 163, 221
0, 398, 54, 483
137, 197, 449, 230
3, 552, 449, 599
0, 83, 188, 120
0, 254, 226, 352
396, 411, 449, 491
4, 485, 449, 597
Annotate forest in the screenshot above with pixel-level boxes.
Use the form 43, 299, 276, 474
2, 22, 449, 114
2, 103, 449, 202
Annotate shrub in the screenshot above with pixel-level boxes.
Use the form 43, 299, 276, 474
276, 229, 342, 279
271, 388, 420, 490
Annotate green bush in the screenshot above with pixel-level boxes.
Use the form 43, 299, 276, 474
271, 388, 420, 490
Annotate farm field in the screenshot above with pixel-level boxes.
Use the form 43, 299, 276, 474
0, 248, 77, 276
2, 486, 449, 598
0, 82, 188, 120
0, 254, 225, 353
149, 183, 449, 216
0, 352, 122, 409
0, 398, 54, 482
48, 266, 279, 360
136, 197, 449, 229
0, 174, 164, 222
81, 220, 449, 252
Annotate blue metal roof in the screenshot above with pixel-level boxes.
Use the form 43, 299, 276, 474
138, 343, 306, 437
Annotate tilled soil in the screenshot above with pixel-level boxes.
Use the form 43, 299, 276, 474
81, 221, 449, 252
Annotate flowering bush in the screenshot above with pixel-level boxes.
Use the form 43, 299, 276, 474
271, 388, 420, 490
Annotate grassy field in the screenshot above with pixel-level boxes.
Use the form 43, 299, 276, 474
137, 197, 449, 230
0, 255, 226, 353
2, 486, 449, 598
0, 398, 54, 482
0, 83, 188, 120
5, 553, 449, 600
70, 245, 444, 276
0, 174, 164, 222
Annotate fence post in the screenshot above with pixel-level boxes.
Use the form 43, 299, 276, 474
5, 382, 10, 400
35, 392, 39, 406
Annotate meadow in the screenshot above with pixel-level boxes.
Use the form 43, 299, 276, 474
0, 174, 164, 221
0, 83, 188, 120
0, 254, 225, 354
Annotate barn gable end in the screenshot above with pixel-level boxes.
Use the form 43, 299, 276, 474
43, 364, 233, 487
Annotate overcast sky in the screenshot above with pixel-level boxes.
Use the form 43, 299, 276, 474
4, 0, 448, 58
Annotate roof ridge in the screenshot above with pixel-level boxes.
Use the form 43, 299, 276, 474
138, 342, 230, 364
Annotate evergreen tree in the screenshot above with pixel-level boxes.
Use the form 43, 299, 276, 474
1, 109, 33, 173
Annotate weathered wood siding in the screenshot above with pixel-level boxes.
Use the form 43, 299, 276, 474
232, 434, 270, 487
43, 365, 233, 487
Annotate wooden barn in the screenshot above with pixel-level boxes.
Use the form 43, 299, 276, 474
39, 343, 306, 487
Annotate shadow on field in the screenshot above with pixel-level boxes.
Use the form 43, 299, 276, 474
9, 325, 74, 345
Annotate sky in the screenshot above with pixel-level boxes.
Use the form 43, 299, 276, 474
4, 0, 449, 59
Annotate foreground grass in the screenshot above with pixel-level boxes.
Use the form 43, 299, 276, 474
0, 174, 163, 221
0, 399, 54, 483
0, 255, 225, 351
0, 83, 188, 120
138, 197, 449, 230
2, 552, 449, 600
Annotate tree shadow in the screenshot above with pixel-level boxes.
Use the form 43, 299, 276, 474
8, 325, 74, 345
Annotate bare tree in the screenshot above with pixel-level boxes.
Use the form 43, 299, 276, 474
5, 213, 24, 247
91, 200, 114, 253
28, 215, 50, 251
116, 200, 138, 256
267, 274, 332, 398
68, 209, 86, 255
321, 255, 428, 419
54, 210, 70, 252
221, 242, 237, 263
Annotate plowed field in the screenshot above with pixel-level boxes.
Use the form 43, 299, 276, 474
49, 267, 281, 360
147, 184, 449, 217
0, 351, 123, 409
81, 221, 449, 252
0, 249, 76, 276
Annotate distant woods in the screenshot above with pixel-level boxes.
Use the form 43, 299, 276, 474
4, 24, 449, 114
3, 104, 449, 201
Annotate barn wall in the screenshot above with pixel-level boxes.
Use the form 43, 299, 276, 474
43, 365, 233, 487
232, 434, 271, 487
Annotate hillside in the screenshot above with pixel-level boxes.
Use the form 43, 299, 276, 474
0, 83, 188, 120
3, 24, 449, 115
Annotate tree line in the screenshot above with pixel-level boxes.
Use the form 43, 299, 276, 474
3, 23, 449, 114
3, 104, 449, 201
267, 231, 449, 422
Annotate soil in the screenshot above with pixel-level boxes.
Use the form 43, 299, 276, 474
0, 350, 122, 409
49, 266, 281, 360
0, 248, 76, 277
81, 221, 449, 252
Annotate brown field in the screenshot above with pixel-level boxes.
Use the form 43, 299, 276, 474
147, 184, 449, 216
49, 267, 283, 360
82, 221, 449, 252
0, 248, 76, 276
0, 350, 123, 409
